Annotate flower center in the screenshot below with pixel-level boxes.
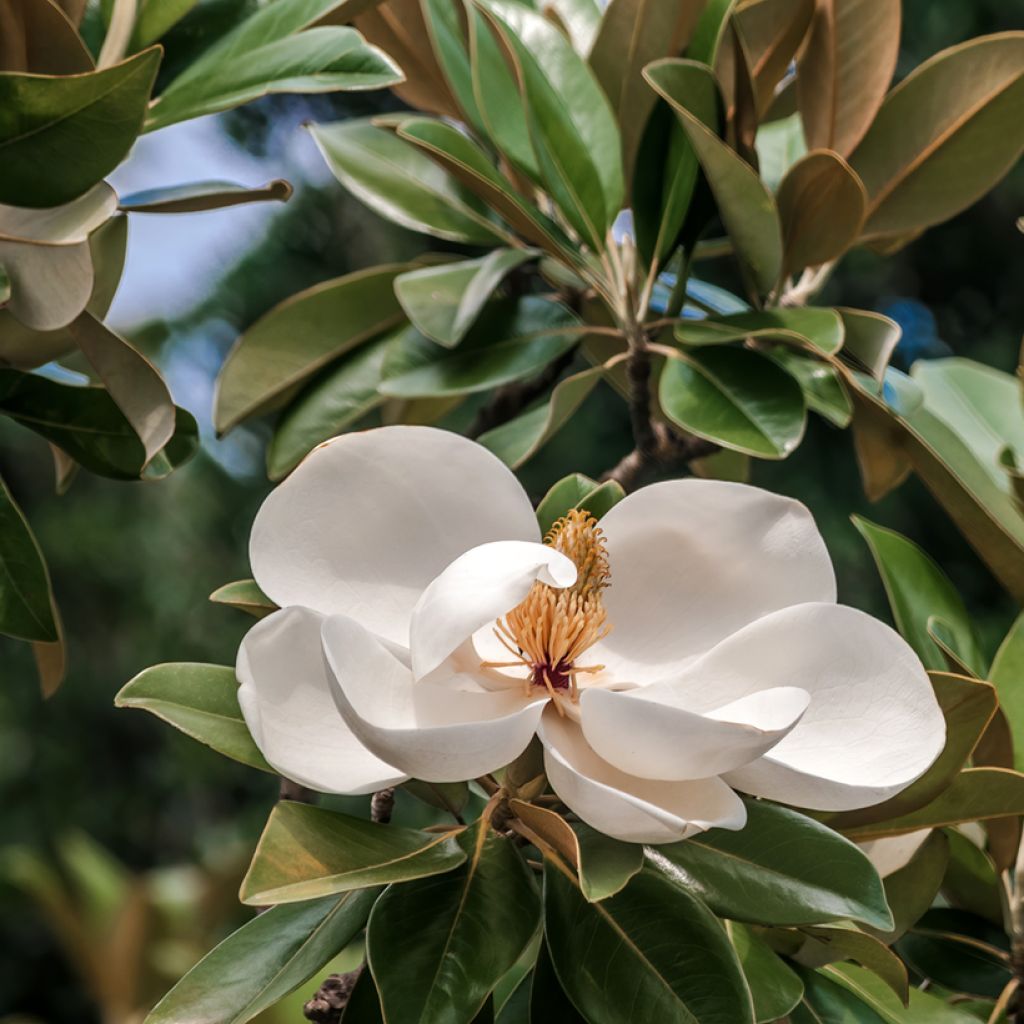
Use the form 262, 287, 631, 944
483, 509, 611, 707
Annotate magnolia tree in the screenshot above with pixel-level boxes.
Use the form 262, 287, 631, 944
4, 0, 1024, 1021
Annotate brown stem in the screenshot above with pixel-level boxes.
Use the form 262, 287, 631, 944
278, 778, 314, 803
371, 787, 395, 824
603, 422, 719, 492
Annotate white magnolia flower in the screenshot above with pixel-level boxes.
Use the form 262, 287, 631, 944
237, 426, 945, 844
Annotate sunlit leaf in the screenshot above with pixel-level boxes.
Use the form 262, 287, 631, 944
209, 579, 277, 619
118, 179, 293, 213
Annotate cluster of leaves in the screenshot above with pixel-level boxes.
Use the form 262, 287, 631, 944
0, 0, 405, 690
4, 0, 1024, 1021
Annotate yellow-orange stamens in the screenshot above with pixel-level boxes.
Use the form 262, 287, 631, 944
481, 508, 611, 703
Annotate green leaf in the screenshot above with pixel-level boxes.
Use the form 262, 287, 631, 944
942, 828, 1003, 926
794, 966, 888, 1023
0, 266, 9, 305
0, 472, 58, 643
394, 249, 538, 348
311, 119, 509, 245
0, 48, 159, 207
266, 330, 393, 480
896, 909, 1011, 1000
535, 473, 625, 534
144, 890, 378, 1024
674, 307, 845, 356
394, 116, 582, 268
367, 821, 540, 1024
728, 922, 803, 1023
824, 962, 984, 1023
475, 0, 624, 250
790, 926, 908, 1003
402, 780, 470, 817
659, 346, 806, 458
209, 579, 277, 619
421, 0, 486, 134
644, 58, 783, 297
140, 406, 200, 481
839, 308, 901, 380
528, 941, 586, 1023
772, 350, 852, 428
755, 112, 807, 192
379, 296, 580, 398
852, 516, 986, 675
214, 264, 407, 434
851, 33, 1024, 239
118, 178, 293, 213
115, 663, 273, 773
868, 829, 949, 944
992, 612, 1024, 773
824, 672, 997, 832
778, 150, 867, 277
145, 6, 401, 131
649, 798, 893, 929
130, 0, 199, 47
545, 864, 755, 1023
240, 802, 468, 905
842, 767, 1024, 840
478, 366, 603, 469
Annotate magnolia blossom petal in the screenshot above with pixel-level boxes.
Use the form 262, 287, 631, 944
579, 685, 810, 781
250, 427, 539, 646
410, 540, 577, 681
236, 607, 407, 794
589, 480, 837, 682
322, 614, 546, 782
669, 603, 948, 811
859, 830, 932, 878
538, 708, 747, 844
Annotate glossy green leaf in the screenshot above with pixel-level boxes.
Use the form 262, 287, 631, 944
791, 926, 908, 1003
403, 780, 470, 817
529, 940, 586, 1023
394, 249, 538, 348
868, 829, 949, 944
674, 306, 845, 355
0, 48, 159, 207
475, 0, 624, 250
209, 579, 277, 619
660, 346, 806, 458
794, 966, 888, 1023
421, 0, 486, 133
851, 33, 1024, 239
479, 366, 603, 469
394, 116, 582, 267
796, 0, 900, 157
367, 821, 539, 1024
843, 768, 1024, 840
140, 406, 200, 481
728, 922, 803, 1023
115, 663, 273, 773
645, 57, 783, 296
943, 828, 1003, 926
118, 178, 293, 213
240, 802, 467, 905
130, 0, 199, 47
544, 0, 602, 54
649, 798, 893, 929
144, 890, 378, 1024
545, 864, 754, 1023
825, 672, 997, 832
755, 112, 807, 192
896, 909, 1011, 1000
778, 150, 867, 277
991, 611, 1024, 773
267, 330, 393, 480
146, 5, 401, 130
312, 119, 508, 245
0, 472, 57, 643
824, 962, 984, 1023
852, 516, 985, 675
840, 308, 901, 380
380, 296, 580, 398
772, 350, 852, 428
215, 264, 407, 433
535, 473, 625, 534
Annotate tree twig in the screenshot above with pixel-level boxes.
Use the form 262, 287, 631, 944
278, 778, 314, 803
603, 422, 719, 492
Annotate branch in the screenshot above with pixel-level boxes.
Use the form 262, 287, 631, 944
603, 422, 719, 492
278, 778, 314, 803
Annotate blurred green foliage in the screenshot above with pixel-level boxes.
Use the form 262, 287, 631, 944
2, 0, 1023, 1018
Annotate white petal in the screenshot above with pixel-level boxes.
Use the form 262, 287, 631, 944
249, 426, 539, 646
236, 607, 407, 794
658, 603, 948, 811
858, 830, 932, 878
590, 479, 836, 682
322, 614, 546, 782
538, 708, 747, 844
410, 540, 577, 681
579, 685, 810, 781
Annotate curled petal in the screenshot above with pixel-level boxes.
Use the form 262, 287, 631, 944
859, 830, 932, 878
579, 685, 810, 780
410, 540, 577, 681
322, 614, 546, 782
249, 426, 539, 646
538, 708, 747, 844
590, 479, 836, 682
237, 607, 407, 794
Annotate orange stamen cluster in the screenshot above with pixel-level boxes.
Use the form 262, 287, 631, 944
483, 509, 612, 709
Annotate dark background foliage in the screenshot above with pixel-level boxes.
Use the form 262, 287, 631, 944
2, 0, 1023, 1017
